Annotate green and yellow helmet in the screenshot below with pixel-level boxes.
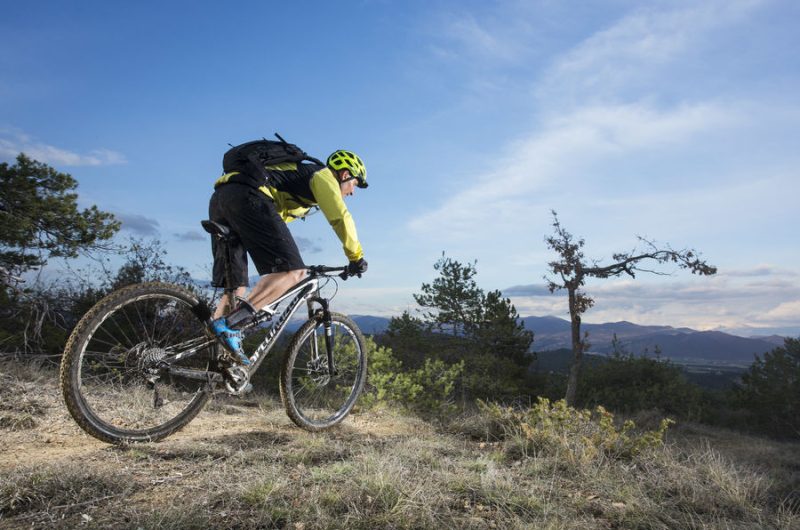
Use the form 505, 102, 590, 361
326, 150, 368, 188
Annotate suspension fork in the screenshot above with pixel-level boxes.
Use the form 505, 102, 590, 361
307, 296, 336, 376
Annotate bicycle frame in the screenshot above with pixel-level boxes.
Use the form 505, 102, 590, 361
161, 274, 331, 384
243, 276, 323, 374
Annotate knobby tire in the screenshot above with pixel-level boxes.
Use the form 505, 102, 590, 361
60, 282, 213, 444
279, 312, 367, 431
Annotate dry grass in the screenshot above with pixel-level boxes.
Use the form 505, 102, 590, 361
0, 463, 132, 522
0, 360, 52, 431
0, 360, 798, 529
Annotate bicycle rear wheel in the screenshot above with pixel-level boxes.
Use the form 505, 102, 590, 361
60, 282, 215, 444
280, 312, 367, 431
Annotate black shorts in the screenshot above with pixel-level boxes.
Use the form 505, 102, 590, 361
209, 183, 306, 288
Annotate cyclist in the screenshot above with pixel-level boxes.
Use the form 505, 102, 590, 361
208, 148, 369, 365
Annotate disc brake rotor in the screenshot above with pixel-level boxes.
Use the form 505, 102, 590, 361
307, 357, 331, 386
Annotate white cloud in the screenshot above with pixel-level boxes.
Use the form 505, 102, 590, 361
0, 128, 126, 166
117, 213, 160, 236
409, 0, 774, 243
406, 0, 799, 301
322, 286, 417, 317
408, 101, 734, 239
720, 265, 799, 278
537, 0, 765, 105
437, 13, 526, 64
760, 300, 800, 324
507, 273, 800, 335
508, 295, 566, 320
410, 0, 776, 239
174, 231, 206, 242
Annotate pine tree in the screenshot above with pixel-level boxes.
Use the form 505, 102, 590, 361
0, 154, 119, 278
473, 290, 534, 366
413, 253, 483, 336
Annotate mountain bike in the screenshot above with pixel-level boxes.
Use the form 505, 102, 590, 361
60, 220, 367, 444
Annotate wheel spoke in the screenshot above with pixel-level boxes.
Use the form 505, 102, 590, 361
99, 315, 134, 351
156, 304, 185, 348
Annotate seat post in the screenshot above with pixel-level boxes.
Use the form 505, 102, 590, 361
222, 235, 235, 296
201, 219, 237, 303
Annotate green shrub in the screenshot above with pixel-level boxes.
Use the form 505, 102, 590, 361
458, 352, 528, 402
578, 354, 708, 419
363, 337, 464, 416
478, 397, 674, 465
732, 337, 800, 439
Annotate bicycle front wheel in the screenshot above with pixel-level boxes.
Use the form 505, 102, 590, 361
60, 282, 214, 444
280, 312, 367, 431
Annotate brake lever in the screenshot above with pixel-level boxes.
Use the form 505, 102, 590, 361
339, 266, 363, 280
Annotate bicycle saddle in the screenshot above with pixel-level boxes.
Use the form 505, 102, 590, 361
201, 220, 230, 237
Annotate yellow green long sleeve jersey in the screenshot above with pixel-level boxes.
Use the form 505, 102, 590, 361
214, 163, 364, 262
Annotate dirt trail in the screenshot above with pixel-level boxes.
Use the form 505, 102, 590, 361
1, 373, 434, 528
0, 380, 427, 471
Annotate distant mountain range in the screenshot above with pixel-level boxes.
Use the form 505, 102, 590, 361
349, 314, 782, 364
519, 316, 781, 363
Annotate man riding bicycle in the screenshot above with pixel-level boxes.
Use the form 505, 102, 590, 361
208, 145, 369, 365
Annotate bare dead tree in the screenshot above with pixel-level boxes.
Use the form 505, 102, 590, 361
544, 211, 717, 406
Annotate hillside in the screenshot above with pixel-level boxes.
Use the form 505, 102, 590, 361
522, 316, 779, 363
1, 362, 798, 529
347, 314, 781, 363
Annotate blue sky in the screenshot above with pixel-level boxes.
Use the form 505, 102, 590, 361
2, 0, 799, 336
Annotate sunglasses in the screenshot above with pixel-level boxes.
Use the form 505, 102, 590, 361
344, 175, 368, 188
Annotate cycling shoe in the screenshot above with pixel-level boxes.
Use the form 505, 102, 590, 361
210, 318, 250, 366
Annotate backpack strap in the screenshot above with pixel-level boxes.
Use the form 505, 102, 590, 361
274, 132, 325, 166
244, 150, 274, 186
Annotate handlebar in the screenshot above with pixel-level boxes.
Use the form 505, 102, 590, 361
307, 265, 353, 280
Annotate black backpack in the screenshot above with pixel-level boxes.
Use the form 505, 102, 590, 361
222, 133, 324, 184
